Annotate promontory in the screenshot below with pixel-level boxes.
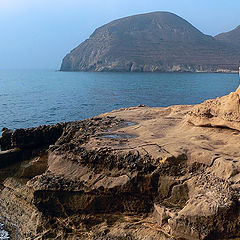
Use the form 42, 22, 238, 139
60, 11, 240, 73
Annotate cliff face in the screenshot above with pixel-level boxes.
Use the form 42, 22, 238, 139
2, 92, 240, 239
60, 11, 240, 73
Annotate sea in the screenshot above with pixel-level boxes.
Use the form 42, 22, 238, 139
0, 69, 239, 238
0, 69, 239, 130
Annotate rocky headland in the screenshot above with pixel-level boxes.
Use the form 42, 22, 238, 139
2, 90, 240, 239
61, 11, 240, 73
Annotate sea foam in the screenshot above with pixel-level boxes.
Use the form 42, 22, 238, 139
0, 223, 10, 240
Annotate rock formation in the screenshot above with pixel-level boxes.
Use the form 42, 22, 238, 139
187, 86, 240, 131
2, 90, 240, 239
60, 11, 240, 73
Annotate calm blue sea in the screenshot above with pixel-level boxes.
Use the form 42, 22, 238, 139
0, 69, 239, 237
0, 69, 239, 130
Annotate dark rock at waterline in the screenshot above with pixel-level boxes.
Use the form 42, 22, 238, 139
0, 123, 66, 171
0, 123, 66, 151
0, 128, 13, 151
61, 11, 240, 73
0, 148, 22, 168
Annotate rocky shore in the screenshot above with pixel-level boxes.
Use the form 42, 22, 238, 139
1, 90, 240, 239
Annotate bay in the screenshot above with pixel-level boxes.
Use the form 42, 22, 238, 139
0, 69, 239, 130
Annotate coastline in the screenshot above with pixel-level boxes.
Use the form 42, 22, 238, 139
59, 68, 239, 74
2, 90, 240, 239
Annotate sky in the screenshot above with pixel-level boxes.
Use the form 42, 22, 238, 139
0, 0, 240, 69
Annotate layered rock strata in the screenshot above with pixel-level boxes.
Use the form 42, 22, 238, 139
2, 93, 240, 239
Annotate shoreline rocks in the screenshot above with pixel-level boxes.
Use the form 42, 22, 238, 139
0, 123, 66, 151
2, 93, 240, 239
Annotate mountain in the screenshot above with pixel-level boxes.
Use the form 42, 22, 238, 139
60, 11, 240, 72
215, 25, 240, 47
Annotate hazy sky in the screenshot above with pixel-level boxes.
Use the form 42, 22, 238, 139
0, 0, 239, 69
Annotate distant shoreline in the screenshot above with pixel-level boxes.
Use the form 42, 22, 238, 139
59, 69, 239, 74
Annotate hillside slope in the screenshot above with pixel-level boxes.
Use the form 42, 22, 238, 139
215, 25, 240, 47
61, 12, 240, 72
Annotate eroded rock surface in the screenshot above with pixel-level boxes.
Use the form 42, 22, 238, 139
1, 100, 240, 239
187, 86, 240, 131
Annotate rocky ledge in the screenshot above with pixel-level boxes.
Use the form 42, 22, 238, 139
2, 91, 240, 239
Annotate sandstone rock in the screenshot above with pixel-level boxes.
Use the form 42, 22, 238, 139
187, 89, 240, 131
209, 157, 240, 180
153, 204, 177, 227
169, 174, 238, 240
162, 183, 189, 208
2, 104, 240, 239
